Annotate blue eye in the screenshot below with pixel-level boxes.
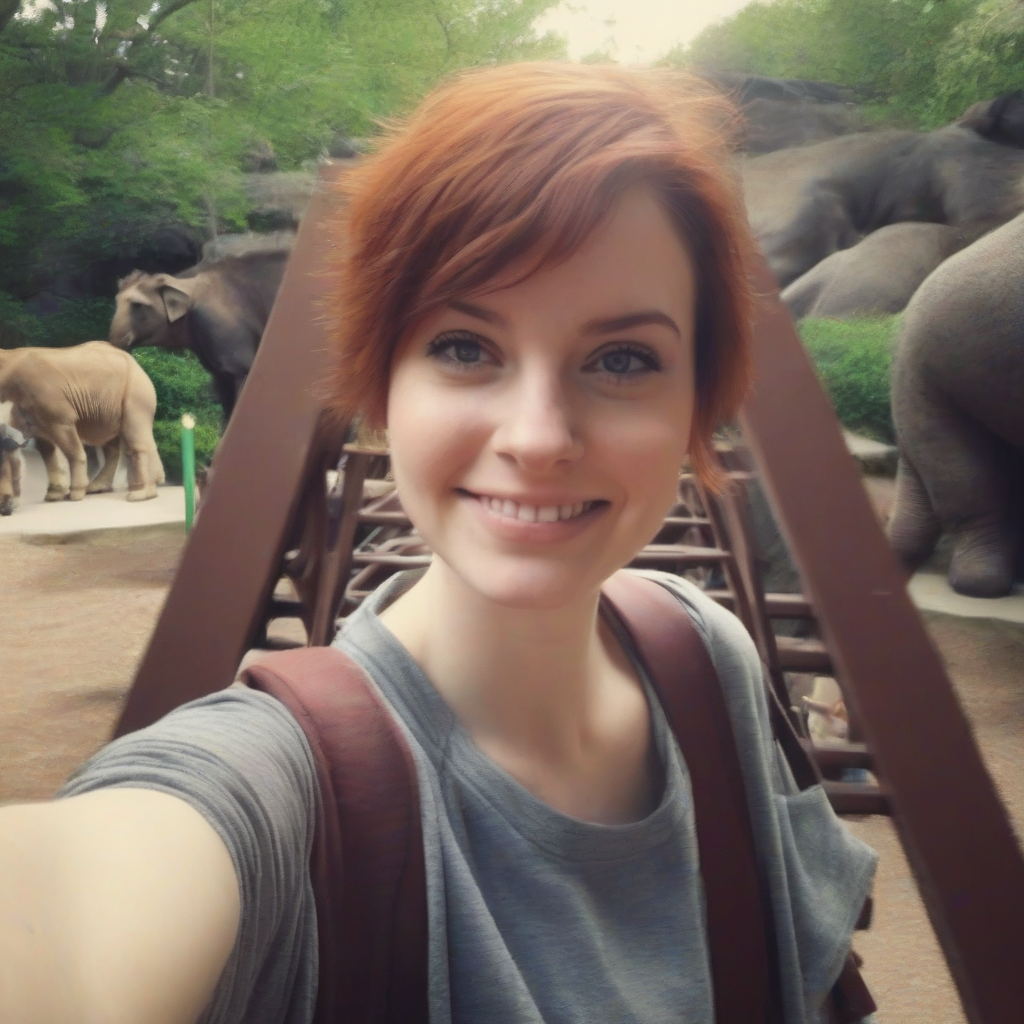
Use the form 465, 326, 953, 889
589, 344, 659, 380
451, 339, 482, 363
426, 332, 490, 369
601, 351, 635, 375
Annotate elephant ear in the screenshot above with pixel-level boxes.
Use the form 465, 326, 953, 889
158, 281, 193, 323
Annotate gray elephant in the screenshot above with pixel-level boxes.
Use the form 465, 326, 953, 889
743, 123, 1024, 286
888, 210, 1024, 597
108, 247, 290, 420
701, 72, 863, 155
957, 91, 1024, 149
780, 222, 968, 321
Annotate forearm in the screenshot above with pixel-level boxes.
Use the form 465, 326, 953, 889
0, 790, 240, 1024
0, 802, 82, 1023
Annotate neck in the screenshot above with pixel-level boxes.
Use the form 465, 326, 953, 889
378, 561, 658, 823
379, 561, 625, 754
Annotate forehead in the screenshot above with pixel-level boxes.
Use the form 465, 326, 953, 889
473, 186, 696, 331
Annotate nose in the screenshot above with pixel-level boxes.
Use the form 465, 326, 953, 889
491, 365, 583, 471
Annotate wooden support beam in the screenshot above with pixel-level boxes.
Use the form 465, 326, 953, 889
114, 162, 348, 736
739, 251, 1024, 1024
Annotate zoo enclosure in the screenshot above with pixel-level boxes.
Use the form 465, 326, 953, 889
116, 161, 1024, 1024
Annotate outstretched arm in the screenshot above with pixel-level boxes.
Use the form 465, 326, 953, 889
0, 788, 239, 1024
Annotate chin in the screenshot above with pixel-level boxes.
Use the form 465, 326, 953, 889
437, 549, 616, 611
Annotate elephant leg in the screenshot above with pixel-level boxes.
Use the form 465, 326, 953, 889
36, 437, 70, 501
212, 373, 237, 421
48, 425, 88, 501
121, 424, 160, 502
887, 454, 942, 573
151, 445, 166, 486
0, 454, 13, 515
917, 422, 1014, 597
86, 438, 121, 494
9, 448, 21, 499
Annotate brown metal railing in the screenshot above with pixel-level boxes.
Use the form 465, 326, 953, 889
115, 161, 1024, 1024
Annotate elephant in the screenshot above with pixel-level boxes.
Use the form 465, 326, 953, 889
887, 210, 1024, 597
780, 222, 968, 321
742, 122, 1024, 286
108, 247, 290, 420
958, 91, 1024, 149
0, 420, 25, 516
739, 97, 864, 155
0, 342, 164, 502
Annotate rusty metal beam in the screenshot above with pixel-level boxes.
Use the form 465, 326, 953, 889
114, 162, 347, 737
739, 251, 1024, 1024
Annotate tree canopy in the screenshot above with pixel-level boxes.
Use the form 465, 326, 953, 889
0, 0, 563, 345
665, 0, 1024, 129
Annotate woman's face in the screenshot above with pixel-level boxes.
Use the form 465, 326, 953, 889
386, 186, 698, 609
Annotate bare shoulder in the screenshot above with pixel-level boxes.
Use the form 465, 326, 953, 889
0, 787, 240, 1024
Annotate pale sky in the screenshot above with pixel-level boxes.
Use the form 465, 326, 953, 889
536, 0, 755, 65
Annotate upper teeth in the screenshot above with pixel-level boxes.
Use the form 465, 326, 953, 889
482, 496, 591, 522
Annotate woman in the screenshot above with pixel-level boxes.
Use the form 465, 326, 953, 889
0, 63, 875, 1024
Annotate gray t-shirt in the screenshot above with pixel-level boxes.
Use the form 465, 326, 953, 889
59, 570, 876, 1024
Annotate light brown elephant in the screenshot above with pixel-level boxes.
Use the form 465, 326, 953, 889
0, 342, 164, 502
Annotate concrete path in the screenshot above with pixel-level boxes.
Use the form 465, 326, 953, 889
909, 572, 1024, 625
0, 447, 186, 539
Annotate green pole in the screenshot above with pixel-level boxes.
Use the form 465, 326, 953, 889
181, 413, 196, 534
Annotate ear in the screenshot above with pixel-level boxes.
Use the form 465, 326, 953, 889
158, 281, 193, 323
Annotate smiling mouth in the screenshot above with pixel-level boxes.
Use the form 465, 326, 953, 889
460, 490, 606, 524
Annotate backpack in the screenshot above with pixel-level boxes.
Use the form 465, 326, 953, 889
243, 570, 875, 1024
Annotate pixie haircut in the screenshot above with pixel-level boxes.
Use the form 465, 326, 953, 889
328, 62, 755, 490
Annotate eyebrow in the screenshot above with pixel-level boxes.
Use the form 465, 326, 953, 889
448, 301, 681, 339
583, 311, 681, 339
448, 300, 507, 327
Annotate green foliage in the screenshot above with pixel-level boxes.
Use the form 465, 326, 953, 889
799, 316, 900, 442
931, 1, 1024, 125
664, 0, 1022, 129
0, 0, 565, 307
132, 348, 223, 482
153, 418, 222, 483
131, 348, 223, 424
0, 294, 114, 348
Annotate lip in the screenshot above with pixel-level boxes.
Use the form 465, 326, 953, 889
458, 488, 608, 542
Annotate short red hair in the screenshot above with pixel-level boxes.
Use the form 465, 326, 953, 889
328, 62, 755, 491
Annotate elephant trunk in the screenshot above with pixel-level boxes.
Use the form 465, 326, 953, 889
108, 305, 133, 349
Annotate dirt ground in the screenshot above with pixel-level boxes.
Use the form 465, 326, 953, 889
2, 510, 1023, 1023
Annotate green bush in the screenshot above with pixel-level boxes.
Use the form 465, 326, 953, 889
799, 316, 900, 443
132, 348, 223, 425
0, 294, 115, 349
132, 348, 223, 483
153, 419, 222, 485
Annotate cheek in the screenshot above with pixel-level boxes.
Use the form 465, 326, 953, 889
385, 365, 485, 500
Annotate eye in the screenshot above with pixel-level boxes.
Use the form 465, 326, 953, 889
585, 343, 661, 381
425, 331, 495, 370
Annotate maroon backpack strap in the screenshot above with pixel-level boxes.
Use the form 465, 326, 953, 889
242, 647, 429, 1024
601, 571, 785, 1024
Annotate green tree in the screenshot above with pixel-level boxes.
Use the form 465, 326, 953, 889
663, 0, 990, 126
931, 0, 1024, 125
0, 0, 565, 345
